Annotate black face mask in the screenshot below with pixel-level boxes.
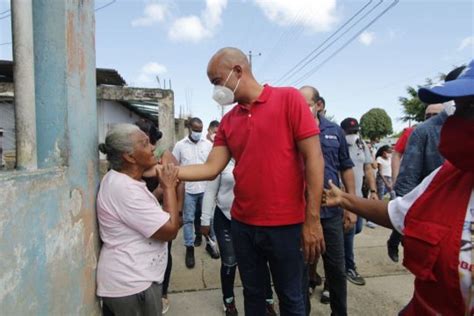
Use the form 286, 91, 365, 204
148, 124, 162, 146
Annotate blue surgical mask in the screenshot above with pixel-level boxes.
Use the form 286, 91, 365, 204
190, 131, 201, 141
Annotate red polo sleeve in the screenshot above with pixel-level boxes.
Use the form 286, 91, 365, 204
288, 88, 320, 141
213, 115, 227, 147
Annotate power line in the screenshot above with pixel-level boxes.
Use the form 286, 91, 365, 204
0, 0, 115, 22
95, 0, 117, 12
0, 8, 10, 15
292, 0, 400, 87
284, 0, 385, 86
273, 0, 377, 86
0, 42, 12, 46
256, 8, 306, 75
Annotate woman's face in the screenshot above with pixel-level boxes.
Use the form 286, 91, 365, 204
131, 131, 158, 169
383, 149, 392, 159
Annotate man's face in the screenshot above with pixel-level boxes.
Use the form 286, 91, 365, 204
189, 122, 203, 136
299, 87, 317, 114
424, 103, 443, 120
455, 96, 474, 114
208, 59, 242, 100
208, 126, 218, 135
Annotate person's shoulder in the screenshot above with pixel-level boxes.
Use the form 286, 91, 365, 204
271, 86, 302, 98
101, 170, 141, 194
175, 137, 189, 146
200, 138, 213, 146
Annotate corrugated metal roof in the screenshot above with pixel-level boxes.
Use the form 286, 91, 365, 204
0, 60, 126, 86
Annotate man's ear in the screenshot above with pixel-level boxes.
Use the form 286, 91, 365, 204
234, 65, 243, 78
122, 152, 136, 164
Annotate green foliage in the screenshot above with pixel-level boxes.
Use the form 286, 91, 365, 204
360, 108, 393, 142
399, 84, 428, 123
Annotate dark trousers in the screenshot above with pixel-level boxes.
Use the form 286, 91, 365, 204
344, 216, 363, 271
162, 241, 172, 296
231, 219, 306, 316
214, 207, 273, 302
102, 283, 162, 316
388, 229, 403, 248
321, 215, 347, 316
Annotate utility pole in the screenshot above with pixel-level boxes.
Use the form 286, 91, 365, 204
248, 50, 262, 70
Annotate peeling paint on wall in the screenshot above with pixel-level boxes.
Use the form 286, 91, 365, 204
0, 245, 26, 301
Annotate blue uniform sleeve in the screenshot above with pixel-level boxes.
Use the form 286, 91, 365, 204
338, 127, 354, 170
393, 129, 424, 196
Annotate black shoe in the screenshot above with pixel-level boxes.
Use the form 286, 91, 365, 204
185, 246, 195, 268
223, 299, 238, 316
205, 241, 220, 259
346, 268, 366, 286
265, 302, 277, 316
320, 288, 330, 304
387, 241, 399, 263
194, 235, 202, 247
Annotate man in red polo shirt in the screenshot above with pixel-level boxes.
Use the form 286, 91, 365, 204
176, 47, 325, 315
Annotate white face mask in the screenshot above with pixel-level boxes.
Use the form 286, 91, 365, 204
212, 69, 241, 106
190, 131, 201, 141
345, 134, 359, 146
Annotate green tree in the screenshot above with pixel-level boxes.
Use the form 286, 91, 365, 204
360, 108, 393, 142
399, 85, 426, 123
398, 78, 435, 123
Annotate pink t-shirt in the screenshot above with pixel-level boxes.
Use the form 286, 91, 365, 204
96, 170, 170, 297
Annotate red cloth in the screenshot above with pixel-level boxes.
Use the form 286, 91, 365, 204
394, 127, 414, 154
214, 85, 319, 226
401, 161, 474, 315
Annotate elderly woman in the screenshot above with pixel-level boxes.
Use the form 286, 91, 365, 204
323, 60, 474, 315
136, 119, 185, 314
96, 123, 180, 316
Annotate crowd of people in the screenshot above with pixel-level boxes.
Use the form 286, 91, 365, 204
95, 47, 474, 316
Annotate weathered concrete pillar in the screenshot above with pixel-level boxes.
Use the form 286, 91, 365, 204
158, 90, 175, 151
11, 0, 37, 170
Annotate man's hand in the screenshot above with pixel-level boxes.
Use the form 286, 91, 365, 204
200, 225, 210, 236
301, 220, 325, 264
322, 180, 344, 207
369, 192, 379, 200
343, 210, 357, 233
156, 163, 178, 189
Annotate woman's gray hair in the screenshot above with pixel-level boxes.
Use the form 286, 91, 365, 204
98, 124, 141, 170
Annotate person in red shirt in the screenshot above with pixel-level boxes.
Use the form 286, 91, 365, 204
323, 59, 474, 315
388, 104, 444, 262
175, 47, 325, 315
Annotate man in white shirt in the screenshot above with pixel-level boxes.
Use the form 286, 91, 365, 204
172, 117, 218, 268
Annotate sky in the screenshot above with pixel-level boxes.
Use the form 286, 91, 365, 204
1, 0, 473, 133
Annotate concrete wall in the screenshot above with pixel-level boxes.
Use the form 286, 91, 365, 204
0, 1, 100, 314
0, 100, 15, 152
97, 85, 175, 152
97, 100, 142, 159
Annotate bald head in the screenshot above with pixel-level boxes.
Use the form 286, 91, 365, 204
208, 47, 263, 105
425, 103, 443, 120
208, 47, 249, 71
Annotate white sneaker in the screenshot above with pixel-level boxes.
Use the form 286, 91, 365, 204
366, 221, 378, 228
162, 297, 170, 314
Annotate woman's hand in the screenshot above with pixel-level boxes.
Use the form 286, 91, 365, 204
156, 163, 179, 190
322, 180, 344, 207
